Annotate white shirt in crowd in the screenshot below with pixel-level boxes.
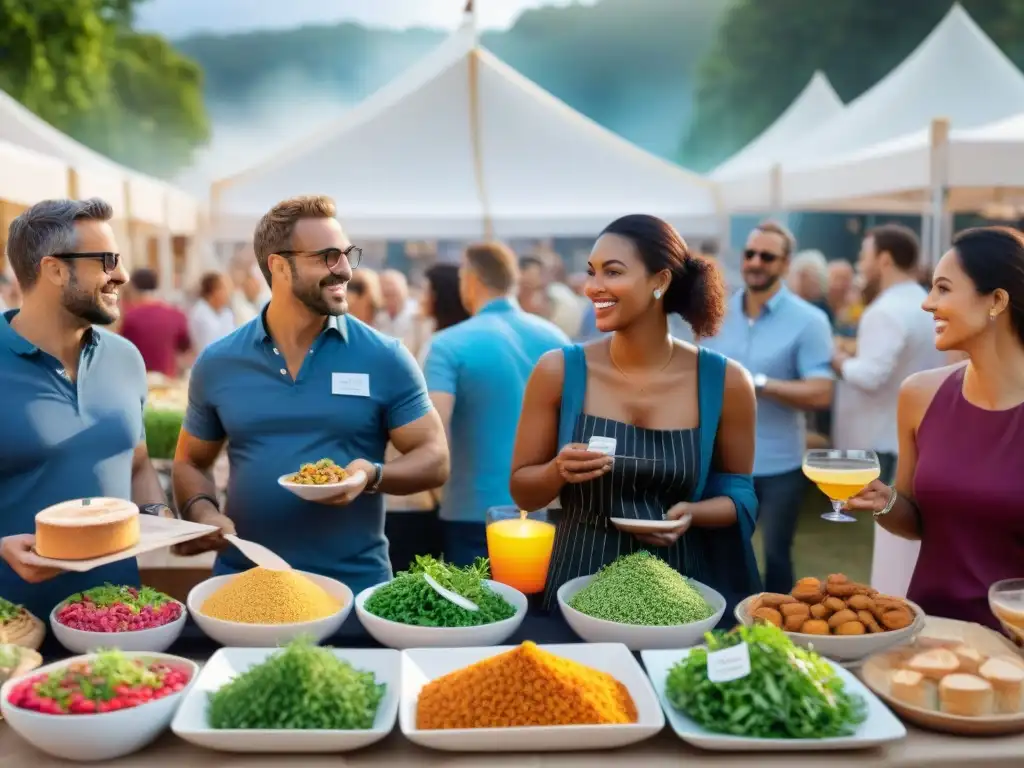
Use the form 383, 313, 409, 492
375, 298, 430, 357
188, 299, 236, 352
833, 280, 941, 455
833, 279, 940, 599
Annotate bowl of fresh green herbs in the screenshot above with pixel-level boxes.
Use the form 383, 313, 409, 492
354, 556, 526, 649
557, 552, 725, 650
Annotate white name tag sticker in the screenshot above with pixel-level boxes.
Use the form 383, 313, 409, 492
587, 436, 617, 455
706, 642, 751, 683
331, 372, 370, 397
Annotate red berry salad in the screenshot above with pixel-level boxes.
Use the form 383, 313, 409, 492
6, 650, 190, 715
56, 585, 183, 632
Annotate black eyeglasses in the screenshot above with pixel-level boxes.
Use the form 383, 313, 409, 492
743, 249, 782, 264
54, 252, 121, 273
277, 246, 362, 273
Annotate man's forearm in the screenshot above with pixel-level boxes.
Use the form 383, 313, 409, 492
132, 460, 168, 508
761, 378, 833, 410
172, 461, 221, 521
378, 441, 449, 496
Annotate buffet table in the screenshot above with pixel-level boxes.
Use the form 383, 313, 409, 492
2, 717, 1022, 766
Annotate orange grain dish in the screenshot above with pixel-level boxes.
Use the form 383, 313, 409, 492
415, 641, 638, 729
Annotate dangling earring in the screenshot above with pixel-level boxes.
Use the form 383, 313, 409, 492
990, 312, 998, 321
653, 288, 663, 300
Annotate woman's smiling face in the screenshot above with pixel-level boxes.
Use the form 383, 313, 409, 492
584, 233, 663, 333
922, 248, 998, 352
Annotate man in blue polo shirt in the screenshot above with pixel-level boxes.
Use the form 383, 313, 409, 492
424, 243, 568, 564
702, 220, 834, 594
0, 198, 171, 622
171, 195, 449, 602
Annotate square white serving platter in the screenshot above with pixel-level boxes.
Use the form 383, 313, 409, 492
640, 648, 906, 752
399, 643, 665, 752
170, 647, 400, 752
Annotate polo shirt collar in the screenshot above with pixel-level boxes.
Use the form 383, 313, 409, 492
737, 283, 789, 318
256, 305, 349, 348
1, 309, 100, 356
478, 296, 518, 315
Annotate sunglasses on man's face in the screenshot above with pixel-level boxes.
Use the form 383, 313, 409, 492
276, 246, 362, 273
743, 249, 782, 264
55, 252, 121, 273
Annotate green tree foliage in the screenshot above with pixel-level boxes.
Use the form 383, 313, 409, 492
682, 0, 1024, 172
0, 0, 209, 177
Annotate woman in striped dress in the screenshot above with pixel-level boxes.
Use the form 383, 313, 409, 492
510, 215, 761, 620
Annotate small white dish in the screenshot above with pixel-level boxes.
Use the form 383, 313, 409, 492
0, 651, 198, 762
277, 470, 366, 502
558, 574, 725, 650
354, 579, 526, 650
640, 648, 906, 751
171, 647, 399, 753
610, 516, 690, 535
400, 643, 664, 751
734, 595, 925, 662
49, 602, 187, 654
188, 570, 352, 647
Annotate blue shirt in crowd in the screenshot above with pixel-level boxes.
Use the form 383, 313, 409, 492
702, 286, 834, 476
0, 310, 145, 619
424, 297, 568, 522
183, 311, 432, 596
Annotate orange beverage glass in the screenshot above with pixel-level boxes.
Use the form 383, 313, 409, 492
486, 506, 555, 594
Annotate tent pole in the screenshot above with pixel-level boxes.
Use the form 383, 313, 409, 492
467, 47, 493, 240
927, 117, 951, 270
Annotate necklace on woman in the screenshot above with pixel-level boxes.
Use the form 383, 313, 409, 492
609, 341, 675, 392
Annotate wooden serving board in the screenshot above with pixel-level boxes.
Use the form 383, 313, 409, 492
22, 516, 217, 573
861, 616, 1024, 736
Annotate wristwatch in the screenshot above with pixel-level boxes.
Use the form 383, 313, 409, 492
753, 373, 768, 392
874, 487, 899, 519
139, 503, 174, 518
365, 462, 384, 494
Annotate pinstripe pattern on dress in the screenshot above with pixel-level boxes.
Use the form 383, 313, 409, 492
541, 413, 701, 610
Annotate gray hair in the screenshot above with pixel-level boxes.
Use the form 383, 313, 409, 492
790, 249, 829, 294
7, 198, 114, 288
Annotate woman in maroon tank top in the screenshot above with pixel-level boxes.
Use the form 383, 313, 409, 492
849, 227, 1024, 631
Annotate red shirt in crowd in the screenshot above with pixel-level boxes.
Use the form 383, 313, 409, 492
120, 301, 191, 376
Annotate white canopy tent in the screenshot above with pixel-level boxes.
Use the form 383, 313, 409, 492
212, 12, 721, 242
0, 89, 200, 233
0, 141, 70, 206
732, 4, 1024, 214
710, 71, 843, 211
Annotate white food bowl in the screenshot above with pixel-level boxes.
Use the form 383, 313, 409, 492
188, 570, 352, 647
277, 470, 366, 502
734, 595, 925, 663
354, 579, 527, 650
0, 651, 198, 762
49, 601, 187, 654
171, 647, 400, 753
557, 574, 726, 651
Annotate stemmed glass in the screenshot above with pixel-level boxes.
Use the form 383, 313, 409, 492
802, 449, 880, 523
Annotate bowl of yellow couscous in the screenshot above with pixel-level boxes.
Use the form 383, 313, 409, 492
187, 567, 352, 647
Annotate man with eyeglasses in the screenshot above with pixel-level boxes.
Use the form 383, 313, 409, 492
702, 220, 834, 594
171, 195, 450, 626
0, 198, 172, 623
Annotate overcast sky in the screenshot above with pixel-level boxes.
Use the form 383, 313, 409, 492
135, 0, 597, 38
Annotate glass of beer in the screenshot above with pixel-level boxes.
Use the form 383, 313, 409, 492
803, 449, 880, 523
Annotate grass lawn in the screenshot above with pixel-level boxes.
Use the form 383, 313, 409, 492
752, 485, 875, 587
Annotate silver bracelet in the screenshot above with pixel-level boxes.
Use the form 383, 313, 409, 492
874, 486, 899, 519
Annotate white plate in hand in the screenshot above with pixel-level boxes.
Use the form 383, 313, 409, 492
610, 516, 689, 535
640, 648, 906, 751
400, 643, 664, 751
171, 647, 399, 752
277, 470, 366, 502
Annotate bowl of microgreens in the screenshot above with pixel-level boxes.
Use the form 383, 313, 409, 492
50, 585, 186, 654
354, 555, 527, 650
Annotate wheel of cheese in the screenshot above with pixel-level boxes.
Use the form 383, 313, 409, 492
34, 498, 140, 560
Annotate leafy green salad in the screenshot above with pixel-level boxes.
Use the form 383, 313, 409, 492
665, 623, 867, 739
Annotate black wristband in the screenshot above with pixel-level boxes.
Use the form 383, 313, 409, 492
180, 493, 220, 521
